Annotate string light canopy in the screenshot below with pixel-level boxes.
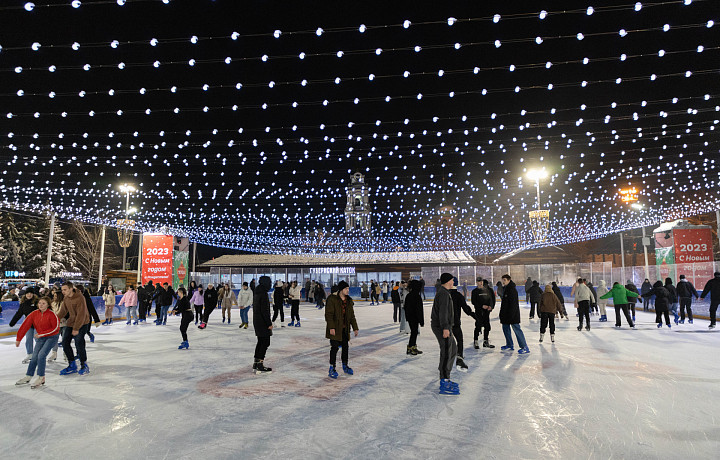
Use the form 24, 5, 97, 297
1, 0, 719, 255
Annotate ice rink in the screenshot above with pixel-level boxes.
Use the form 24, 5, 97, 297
1, 301, 719, 459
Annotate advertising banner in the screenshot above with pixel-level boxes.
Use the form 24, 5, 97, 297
141, 234, 174, 286
173, 237, 190, 290
673, 228, 715, 283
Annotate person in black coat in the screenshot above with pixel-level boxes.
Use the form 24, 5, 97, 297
449, 278, 476, 371
171, 287, 193, 349
700, 271, 720, 328
676, 274, 699, 324
471, 278, 496, 349
199, 284, 217, 329
527, 281, 542, 319
391, 282, 401, 323
625, 280, 640, 321
642, 281, 671, 328
404, 279, 425, 355
641, 279, 653, 311
252, 276, 273, 373
272, 280, 285, 325
136, 285, 148, 323
663, 278, 679, 324
551, 282, 568, 319
10, 291, 39, 361
587, 281, 598, 314
499, 275, 529, 353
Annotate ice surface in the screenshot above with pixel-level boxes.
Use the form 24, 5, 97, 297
1, 301, 719, 459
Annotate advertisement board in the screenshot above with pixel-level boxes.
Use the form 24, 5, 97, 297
172, 237, 190, 290
141, 234, 174, 286
673, 228, 715, 283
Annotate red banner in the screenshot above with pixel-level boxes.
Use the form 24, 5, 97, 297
673, 229, 714, 264
141, 234, 174, 286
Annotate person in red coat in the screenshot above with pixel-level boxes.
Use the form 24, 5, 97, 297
14, 297, 60, 389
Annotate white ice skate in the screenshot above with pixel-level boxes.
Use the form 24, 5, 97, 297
47, 351, 57, 362
22, 354, 32, 364
15, 375, 31, 385
30, 376, 45, 389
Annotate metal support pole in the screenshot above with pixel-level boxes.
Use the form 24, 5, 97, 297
98, 225, 106, 289
620, 232, 625, 282
192, 241, 197, 281
136, 232, 143, 285
44, 212, 56, 286
535, 181, 541, 210
122, 191, 130, 271
641, 226, 650, 280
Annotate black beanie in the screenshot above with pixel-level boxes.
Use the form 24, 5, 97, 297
337, 280, 349, 292
440, 273, 454, 284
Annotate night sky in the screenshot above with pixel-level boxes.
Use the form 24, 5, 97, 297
1, 0, 718, 255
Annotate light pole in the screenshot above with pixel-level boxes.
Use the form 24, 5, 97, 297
526, 168, 548, 211
526, 168, 550, 243
119, 184, 136, 271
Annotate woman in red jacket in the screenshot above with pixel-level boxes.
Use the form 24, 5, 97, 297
14, 296, 60, 389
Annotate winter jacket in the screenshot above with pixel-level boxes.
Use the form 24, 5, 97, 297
664, 281, 678, 304
404, 281, 424, 326
676, 279, 699, 299
551, 284, 565, 305
83, 290, 100, 323
238, 287, 253, 307
539, 285, 562, 314
102, 291, 117, 306
16, 308, 60, 342
625, 282, 640, 304
220, 289, 237, 308
587, 283, 598, 305
431, 285, 454, 331
9, 295, 39, 327
155, 287, 177, 307
118, 290, 138, 307
700, 273, 720, 303
190, 290, 204, 306
495, 282, 504, 298
391, 286, 401, 304
56, 289, 90, 333
450, 289, 476, 327
325, 293, 359, 341
642, 281, 671, 312
253, 277, 273, 338
641, 281, 653, 295
574, 283, 594, 303
273, 286, 284, 306
203, 287, 218, 309
172, 296, 193, 316
599, 283, 639, 305
596, 281, 609, 305
471, 286, 496, 312
527, 283, 543, 303
288, 285, 301, 301
315, 285, 326, 301
499, 281, 521, 325
524, 278, 533, 293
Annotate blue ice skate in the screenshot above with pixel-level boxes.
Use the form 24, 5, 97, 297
78, 363, 90, 375
60, 361, 78, 375
295, 321, 301, 327
178, 341, 189, 350
328, 365, 338, 379
342, 363, 354, 375
500, 345, 514, 351
439, 379, 460, 395
518, 347, 530, 355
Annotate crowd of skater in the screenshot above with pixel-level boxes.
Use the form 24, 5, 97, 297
5, 269, 720, 394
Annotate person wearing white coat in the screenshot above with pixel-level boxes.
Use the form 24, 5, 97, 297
596, 280, 609, 322
288, 281, 302, 327
237, 282, 253, 329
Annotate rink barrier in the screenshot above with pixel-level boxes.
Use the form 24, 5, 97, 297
1, 287, 715, 336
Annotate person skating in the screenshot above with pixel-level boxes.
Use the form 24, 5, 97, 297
76, 285, 101, 343
398, 280, 410, 334
238, 282, 253, 329
449, 277, 476, 372
431, 273, 459, 394
136, 284, 149, 323
404, 279, 424, 356
551, 282, 570, 320
315, 283, 326, 309
288, 280, 302, 327
471, 279, 496, 349
641, 279, 653, 311
56, 282, 91, 376
219, 283, 237, 324
676, 274, 699, 324
271, 280, 285, 326
574, 278, 593, 331
625, 280, 640, 322
391, 282, 401, 323
642, 281, 672, 328
252, 276, 273, 374
153, 282, 177, 326
47, 289, 65, 363
524, 277, 533, 306
190, 285, 204, 325
14, 296, 60, 389
499, 275, 530, 354
325, 281, 360, 378
118, 285, 139, 325
527, 280, 542, 319
198, 283, 217, 329
664, 278, 679, 324
9, 289, 39, 364
539, 284, 562, 343
171, 288, 193, 349
596, 280, 609, 322
699, 271, 720, 329
101, 285, 117, 325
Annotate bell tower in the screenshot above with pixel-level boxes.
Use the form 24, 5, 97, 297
344, 172, 371, 234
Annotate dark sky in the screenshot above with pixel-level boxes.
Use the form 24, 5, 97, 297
1, 0, 718, 254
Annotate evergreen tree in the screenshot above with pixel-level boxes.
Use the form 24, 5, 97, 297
0, 211, 24, 272
25, 215, 79, 279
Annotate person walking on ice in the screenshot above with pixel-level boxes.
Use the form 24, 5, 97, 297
252, 276, 273, 374
499, 274, 530, 354
56, 281, 91, 376
325, 281, 359, 379
238, 282, 253, 329
431, 273, 460, 394
539, 284, 562, 343
14, 296, 60, 389
172, 287, 193, 350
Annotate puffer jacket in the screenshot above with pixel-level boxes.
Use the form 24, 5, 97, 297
642, 281, 671, 312
238, 287, 253, 307
539, 285, 562, 314
599, 283, 639, 305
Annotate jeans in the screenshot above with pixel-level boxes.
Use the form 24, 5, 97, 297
399, 307, 408, 332
669, 302, 679, 319
127, 306, 138, 322
679, 297, 693, 321
540, 312, 556, 334
26, 335, 57, 377
53, 327, 65, 352
24, 327, 35, 354
502, 323, 527, 349
330, 328, 350, 366
160, 305, 171, 323
240, 306, 250, 324
63, 323, 89, 364
432, 326, 457, 380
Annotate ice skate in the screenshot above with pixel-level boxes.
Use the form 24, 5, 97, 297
585, 326, 590, 331
102, 319, 109, 326
709, 324, 715, 329
126, 320, 131, 325
473, 340, 479, 349
78, 363, 90, 375
456, 357, 468, 372
483, 340, 495, 348
577, 326, 582, 331
254, 360, 272, 375
550, 334, 555, 342
688, 319, 693, 324
328, 365, 338, 379
679, 319, 685, 324
133, 320, 138, 325
500, 345, 514, 351
22, 354, 32, 364
342, 363, 354, 375
60, 361, 78, 375
407, 345, 414, 355
178, 341, 189, 350
518, 346, 530, 354
15, 375, 32, 385
666, 324, 671, 329
287, 321, 294, 327
439, 379, 460, 395
295, 321, 301, 327
47, 350, 57, 362
198, 322, 207, 329
88, 332, 95, 343
657, 323, 662, 328
222, 317, 226, 323
30, 376, 45, 389
539, 333, 544, 343
413, 346, 423, 355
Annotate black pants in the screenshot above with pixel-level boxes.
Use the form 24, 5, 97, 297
194, 304, 203, 322
139, 302, 147, 320
540, 312, 556, 334
474, 308, 491, 341
202, 305, 215, 323
330, 328, 349, 366
155, 303, 161, 319
254, 336, 270, 360
679, 298, 693, 321
272, 302, 284, 322
63, 323, 89, 364
432, 326, 457, 380
180, 312, 192, 341
656, 310, 671, 325
628, 301, 636, 317
615, 304, 634, 327
709, 302, 719, 326
530, 301, 538, 318
393, 302, 401, 322
643, 296, 651, 311
578, 300, 591, 328
408, 322, 420, 347
451, 325, 464, 358
291, 299, 300, 322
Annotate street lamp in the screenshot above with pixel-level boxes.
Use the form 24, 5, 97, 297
526, 168, 550, 243
118, 184, 136, 270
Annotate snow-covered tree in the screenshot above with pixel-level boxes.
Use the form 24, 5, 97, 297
0, 211, 24, 272
24, 215, 79, 279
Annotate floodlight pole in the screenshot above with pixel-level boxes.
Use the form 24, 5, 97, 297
641, 226, 650, 280
98, 225, 106, 290
620, 232, 626, 282
535, 180, 541, 211
122, 190, 131, 271
136, 231, 143, 285
44, 212, 56, 286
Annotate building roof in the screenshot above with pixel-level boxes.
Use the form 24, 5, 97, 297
200, 251, 477, 268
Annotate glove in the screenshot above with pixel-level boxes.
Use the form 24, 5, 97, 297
94, 322, 101, 328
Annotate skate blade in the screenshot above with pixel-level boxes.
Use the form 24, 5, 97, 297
456, 366, 468, 373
